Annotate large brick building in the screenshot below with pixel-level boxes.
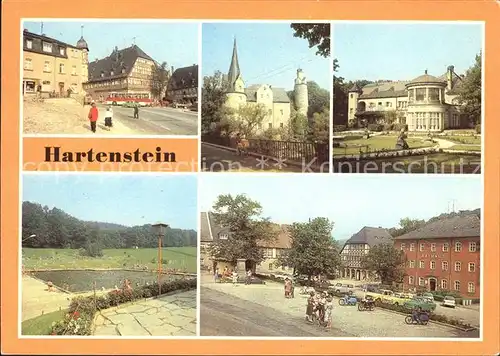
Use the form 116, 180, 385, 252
394, 212, 481, 299
339, 226, 393, 280
22, 29, 89, 96
83, 45, 159, 102
199, 211, 291, 274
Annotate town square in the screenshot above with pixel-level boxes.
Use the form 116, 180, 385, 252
22, 21, 199, 135
199, 174, 481, 338
333, 23, 482, 173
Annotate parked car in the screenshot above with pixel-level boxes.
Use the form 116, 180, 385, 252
442, 295, 456, 308
403, 297, 437, 312
330, 283, 355, 294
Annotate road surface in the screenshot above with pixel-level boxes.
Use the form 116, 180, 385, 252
200, 288, 353, 337
103, 105, 198, 135
201, 143, 303, 173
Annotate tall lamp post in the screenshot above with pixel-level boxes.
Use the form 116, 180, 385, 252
151, 223, 168, 296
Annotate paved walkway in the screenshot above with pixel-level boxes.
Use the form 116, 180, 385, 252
201, 275, 477, 338
22, 276, 71, 321
93, 290, 196, 336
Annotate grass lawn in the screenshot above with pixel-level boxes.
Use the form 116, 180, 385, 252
22, 247, 197, 273
333, 136, 433, 156
334, 153, 481, 173
22, 309, 68, 335
448, 144, 482, 152
440, 135, 481, 145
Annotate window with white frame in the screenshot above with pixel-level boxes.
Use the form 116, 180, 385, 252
418, 277, 425, 286
24, 58, 32, 70
26, 39, 32, 49
430, 261, 436, 269
409, 260, 415, 268
455, 241, 462, 252
442, 261, 448, 270
443, 243, 449, 252
468, 282, 475, 293
441, 279, 448, 289
419, 243, 425, 252
419, 260, 424, 268
408, 276, 414, 285
400, 243, 406, 250
469, 242, 477, 252
42, 42, 52, 52
410, 243, 415, 251
59, 47, 65, 56
468, 262, 475, 272
455, 261, 461, 271
454, 280, 460, 291
44, 61, 50, 72
59, 63, 65, 74
430, 243, 436, 252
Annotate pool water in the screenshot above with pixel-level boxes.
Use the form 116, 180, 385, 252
31, 270, 179, 293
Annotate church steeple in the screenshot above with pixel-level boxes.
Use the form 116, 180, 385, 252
227, 37, 241, 92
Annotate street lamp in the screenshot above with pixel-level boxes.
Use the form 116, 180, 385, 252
151, 223, 169, 296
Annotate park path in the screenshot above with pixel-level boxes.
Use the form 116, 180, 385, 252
200, 274, 475, 338
92, 290, 196, 336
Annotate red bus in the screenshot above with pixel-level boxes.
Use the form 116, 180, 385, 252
105, 93, 153, 107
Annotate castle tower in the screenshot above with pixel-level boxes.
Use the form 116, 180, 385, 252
347, 83, 362, 122
76, 25, 89, 84
293, 68, 308, 116
225, 38, 247, 109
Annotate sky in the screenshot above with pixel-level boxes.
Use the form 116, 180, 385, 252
199, 175, 482, 241
22, 174, 198, 230
202, 23, 331, 90
333, 22, 483, 81
23, 21, 198, 69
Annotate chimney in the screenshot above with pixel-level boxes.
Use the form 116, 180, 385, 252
446, 65, 454, 91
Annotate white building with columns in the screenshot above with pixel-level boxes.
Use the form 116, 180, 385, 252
348, 65, 468, 131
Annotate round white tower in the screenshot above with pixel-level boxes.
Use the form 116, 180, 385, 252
225, 38, 247, 109
294, 69, 308, 116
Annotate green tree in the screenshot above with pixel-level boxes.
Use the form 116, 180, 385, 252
208, 194, 277, 267
361, 243, 407, 285
389, 217, 426, 238
222, 103, 268, 137
306, 81, 330, 117
291, 23, 330, 57
309, 109, 330, 143
150, 61, 170, 101
456, 52, 482, 125
201, 71, 229, 133
278, 217, 341, 278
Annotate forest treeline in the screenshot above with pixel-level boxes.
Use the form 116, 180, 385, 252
22, 201, 197, 249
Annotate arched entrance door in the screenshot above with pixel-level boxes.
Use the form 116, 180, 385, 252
429, 278, 437, 291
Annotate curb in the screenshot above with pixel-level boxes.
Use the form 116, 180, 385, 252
202, 142, 325, 172
377, 306, 477, 332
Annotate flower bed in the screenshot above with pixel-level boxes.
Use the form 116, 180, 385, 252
50, 278, 197, 335
377, 301, 475, 330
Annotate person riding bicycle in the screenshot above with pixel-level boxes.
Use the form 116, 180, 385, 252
412, 306, 425, 322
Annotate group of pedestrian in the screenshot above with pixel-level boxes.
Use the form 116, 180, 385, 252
86, 101, 140, 133
305, 290, 333, 329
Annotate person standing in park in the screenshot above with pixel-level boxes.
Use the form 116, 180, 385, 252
232, 270, 238, 285
88, 101, 98, 133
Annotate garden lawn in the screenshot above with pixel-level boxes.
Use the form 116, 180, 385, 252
22, 309, 68, 335
333, 136, 433, 156
22, 247, 197, 273
447, 145, 482, 152
440, 135, 481, 145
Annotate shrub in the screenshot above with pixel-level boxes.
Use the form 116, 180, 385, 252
475, 124, 481, 134
383, 124, 393, 131
393, 123, 408, 132
79, 242, 103, 258
50, 278, 197, 335
333, 125, 347, 132
367, 124, 383, 132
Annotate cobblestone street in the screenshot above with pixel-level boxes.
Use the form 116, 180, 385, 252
93, 290, 196, 336
200, 274, 478, 338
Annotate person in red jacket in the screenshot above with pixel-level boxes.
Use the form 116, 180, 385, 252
88, 101, 98, 133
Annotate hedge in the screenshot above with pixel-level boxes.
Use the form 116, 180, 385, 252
377, 301, 474, 330
367, 124, 384, 132
50, 278, 197, 335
